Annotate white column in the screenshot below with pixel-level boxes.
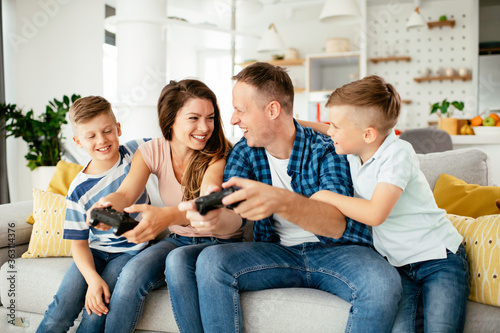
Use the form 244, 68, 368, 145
113, 0, 167, 141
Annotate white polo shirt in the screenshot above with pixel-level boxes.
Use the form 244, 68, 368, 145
348, 132, 463, 267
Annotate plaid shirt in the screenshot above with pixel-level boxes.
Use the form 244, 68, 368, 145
224, 120, 372, 246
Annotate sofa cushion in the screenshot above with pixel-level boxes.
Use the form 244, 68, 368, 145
417, 148, 491, 189
448, 214, 500, 307
434, 174, 500, 218
26, 161, 84, 224
22, 189, 72, 258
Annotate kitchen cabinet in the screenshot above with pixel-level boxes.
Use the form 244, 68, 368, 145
306, 52, 361, 93
305, 52, 362, 122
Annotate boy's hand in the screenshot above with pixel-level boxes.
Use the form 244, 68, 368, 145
85, 276, 110, 316
86, 198, 112, 231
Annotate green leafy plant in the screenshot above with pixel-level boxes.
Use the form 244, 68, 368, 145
0, 94, 80, 170
439, 15, 448, 21
430, 99, 464, 118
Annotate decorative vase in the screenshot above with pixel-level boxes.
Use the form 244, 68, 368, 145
31, 166, 57, 191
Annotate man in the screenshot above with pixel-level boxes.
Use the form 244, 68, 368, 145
180, 62, 402, 333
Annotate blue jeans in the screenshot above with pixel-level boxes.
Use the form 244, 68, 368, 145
391, 244, 470, 333
103, 236, 179, 333
165, 234, 242, 333
36, 249, 134, 333
196, 242, 402, 333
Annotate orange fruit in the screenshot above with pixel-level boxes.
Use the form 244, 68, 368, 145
470, 115, 483, 127
488, 113, 500, 123
497, 121, 500, 127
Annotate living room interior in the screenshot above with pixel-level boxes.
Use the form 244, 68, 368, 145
2, 0, 499, 202
1, 1, 500, 332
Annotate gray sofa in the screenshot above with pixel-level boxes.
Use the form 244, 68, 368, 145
1, 148, 499, 332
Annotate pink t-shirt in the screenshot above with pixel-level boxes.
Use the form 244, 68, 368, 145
139, 138, 242, 239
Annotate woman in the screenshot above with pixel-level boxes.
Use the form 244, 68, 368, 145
92, 79, 243, 333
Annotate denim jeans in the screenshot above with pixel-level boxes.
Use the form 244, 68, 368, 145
103, 236, 179, 333
165, 234, 242, 333
36, 249, 134, 333
391, 244, 470, 333
196, 242, 402, 333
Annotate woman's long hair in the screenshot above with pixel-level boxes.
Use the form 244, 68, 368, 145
157, 79, 232, 200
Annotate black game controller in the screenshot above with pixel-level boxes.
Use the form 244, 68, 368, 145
194, 187, 242, 215
90, 206, 139, 236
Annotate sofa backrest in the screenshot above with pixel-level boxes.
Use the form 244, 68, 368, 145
417, 148, 492, 190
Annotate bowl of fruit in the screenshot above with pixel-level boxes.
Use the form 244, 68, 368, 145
470, 113, 500, 136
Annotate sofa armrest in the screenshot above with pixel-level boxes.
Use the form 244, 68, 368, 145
0, 201, 33, 250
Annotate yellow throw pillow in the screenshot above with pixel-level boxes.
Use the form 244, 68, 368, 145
22, 189, 72, 258
26, 161, 84, 224
433, 174, 500, 218
448, 214, 500, 306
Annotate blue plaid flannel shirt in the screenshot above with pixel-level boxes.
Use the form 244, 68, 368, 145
224, 120, 373, 246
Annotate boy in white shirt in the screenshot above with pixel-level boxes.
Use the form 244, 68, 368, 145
310, 75, 469, 332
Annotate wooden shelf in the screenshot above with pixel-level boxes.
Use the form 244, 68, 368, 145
427, 20, 456, 29
295, 88, 305, 93
402, 99, 412, 104
414, 75, 472, 83
238, 59, 305, 67
479, 47, 500, 55
369, 56, 411, 64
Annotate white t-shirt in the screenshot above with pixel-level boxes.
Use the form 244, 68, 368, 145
348, 131, 463, 267
266, 151, 319, 246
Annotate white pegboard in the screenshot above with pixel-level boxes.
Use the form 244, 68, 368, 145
366, 0, 478, 130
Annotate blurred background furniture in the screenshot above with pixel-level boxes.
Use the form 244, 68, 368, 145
400, 128, 453, 154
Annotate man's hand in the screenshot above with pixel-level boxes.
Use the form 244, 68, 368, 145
86, 198, 112, 231
178, 185, 243, 235
121, 204, 172, 243
85, 276, 110, 316
178, 185, 224, 233
222, 177, 285, 221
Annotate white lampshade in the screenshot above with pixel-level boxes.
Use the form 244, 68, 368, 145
406, 6, 426, 30
257, 23, 286, 53
319, 0, 361, 24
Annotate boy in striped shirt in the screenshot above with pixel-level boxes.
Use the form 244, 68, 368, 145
37, 96, 150, 333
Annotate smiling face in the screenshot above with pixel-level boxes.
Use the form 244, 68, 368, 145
326, 105, 367, 156
73, 113, 122, 171
170, 98, 215, 153
231, 81, 273, 148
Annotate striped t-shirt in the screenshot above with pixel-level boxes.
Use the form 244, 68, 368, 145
63, 139, 150, 255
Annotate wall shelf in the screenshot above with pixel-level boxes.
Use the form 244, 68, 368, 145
402, 99, 412, 104
414, 75, 472, 83
369, 56, 411, 64
427, 20, 456, 29
238, 59, 305, 67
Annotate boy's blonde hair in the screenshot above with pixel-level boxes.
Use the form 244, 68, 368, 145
69, 96, 116, 133
326, 75, 401, 135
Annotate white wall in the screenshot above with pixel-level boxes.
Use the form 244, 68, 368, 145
3, 0, 104, 202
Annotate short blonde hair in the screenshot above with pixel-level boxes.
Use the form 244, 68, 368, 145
326, 75, 401, 135
69, 96, 116, 133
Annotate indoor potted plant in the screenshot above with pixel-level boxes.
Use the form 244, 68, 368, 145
430, 98, 465, 135
0, 94, 80, 187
